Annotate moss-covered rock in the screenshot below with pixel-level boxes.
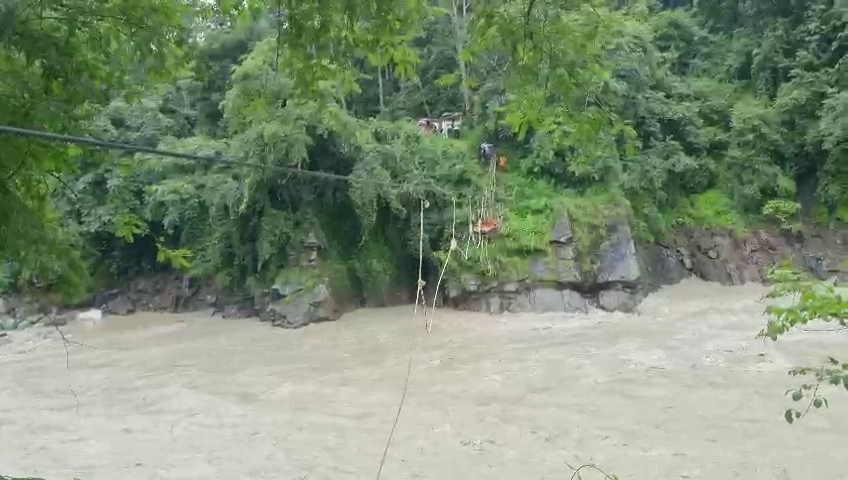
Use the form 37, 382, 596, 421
259, 264, 357, 328
443, 194, 647, 313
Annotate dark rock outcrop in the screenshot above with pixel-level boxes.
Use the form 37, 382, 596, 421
670, 227, 848, 286
638, 244, 690, 289
261, 283, 342, 328
126, 274, 203, 312
104, 294, 136, 316
592, 215, 645, 311
446, 210, 647, 313
445, 209, 848, 315
595, 216, 641, 284
0, 295, 45, 330
685, 230, 750, 285
598, 287, 641, 312
93, 274, 238, 316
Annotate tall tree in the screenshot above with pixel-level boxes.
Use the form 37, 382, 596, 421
0, 0, 200, 292
444, 0, 473, 113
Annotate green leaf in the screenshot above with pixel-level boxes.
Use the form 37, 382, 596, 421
813, 398, 823, 409
791, 389, 803, 402
112, 213, 146, 243
67, 145, 84, 158
784, 409, 794, 424
436, 73, 459, 87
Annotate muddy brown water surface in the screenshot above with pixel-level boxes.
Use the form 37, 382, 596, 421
1, 279, 847, 480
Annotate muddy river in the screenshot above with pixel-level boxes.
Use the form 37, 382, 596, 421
1, 279, 847, 479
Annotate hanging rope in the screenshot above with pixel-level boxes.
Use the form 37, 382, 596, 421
428, 198, 458, 332
375, 197, 427, 480
487, 152, 497, 218
476, 197, 485, 248
463, 196, 473, 260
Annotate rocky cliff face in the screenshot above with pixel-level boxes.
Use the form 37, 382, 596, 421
443, 211, 848, 315
443, 210, 648, 314
669, 227, 848, 286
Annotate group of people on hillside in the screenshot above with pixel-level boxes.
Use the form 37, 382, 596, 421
416, 114, 462, 138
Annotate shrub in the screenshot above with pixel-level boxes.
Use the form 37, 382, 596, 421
762, 199, 801, 231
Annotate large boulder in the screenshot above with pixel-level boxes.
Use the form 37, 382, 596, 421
588, 215, 645, 312
639, 244, 691, 289
0, 316, 18, 331
687, 230, 748, 285
261, 280, 343, 329
104, 294, 136, 316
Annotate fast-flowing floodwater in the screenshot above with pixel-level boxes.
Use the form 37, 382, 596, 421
1, 279, 847, 480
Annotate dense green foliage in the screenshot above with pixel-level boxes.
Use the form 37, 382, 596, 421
0, 0, 201, 298
0, 0, 846, 299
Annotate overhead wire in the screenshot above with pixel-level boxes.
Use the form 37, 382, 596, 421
0, 124, 450, 195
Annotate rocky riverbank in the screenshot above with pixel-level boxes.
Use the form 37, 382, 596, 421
1, 219, 845, 333
444, 211, 847, 315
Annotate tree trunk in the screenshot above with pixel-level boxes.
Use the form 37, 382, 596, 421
456, 46, 472, 113
450, 0, 472, 114
377, 63, 385, 111
417, 76, 432, 117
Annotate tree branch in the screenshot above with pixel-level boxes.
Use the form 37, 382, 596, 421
23, 13, 154, 30
801, 382, 821, 418
5, 140, 32, 182
6, 160, 26, 182
46, 170, 79, 200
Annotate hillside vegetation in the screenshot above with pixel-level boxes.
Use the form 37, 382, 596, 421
0, 0, 846, 301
